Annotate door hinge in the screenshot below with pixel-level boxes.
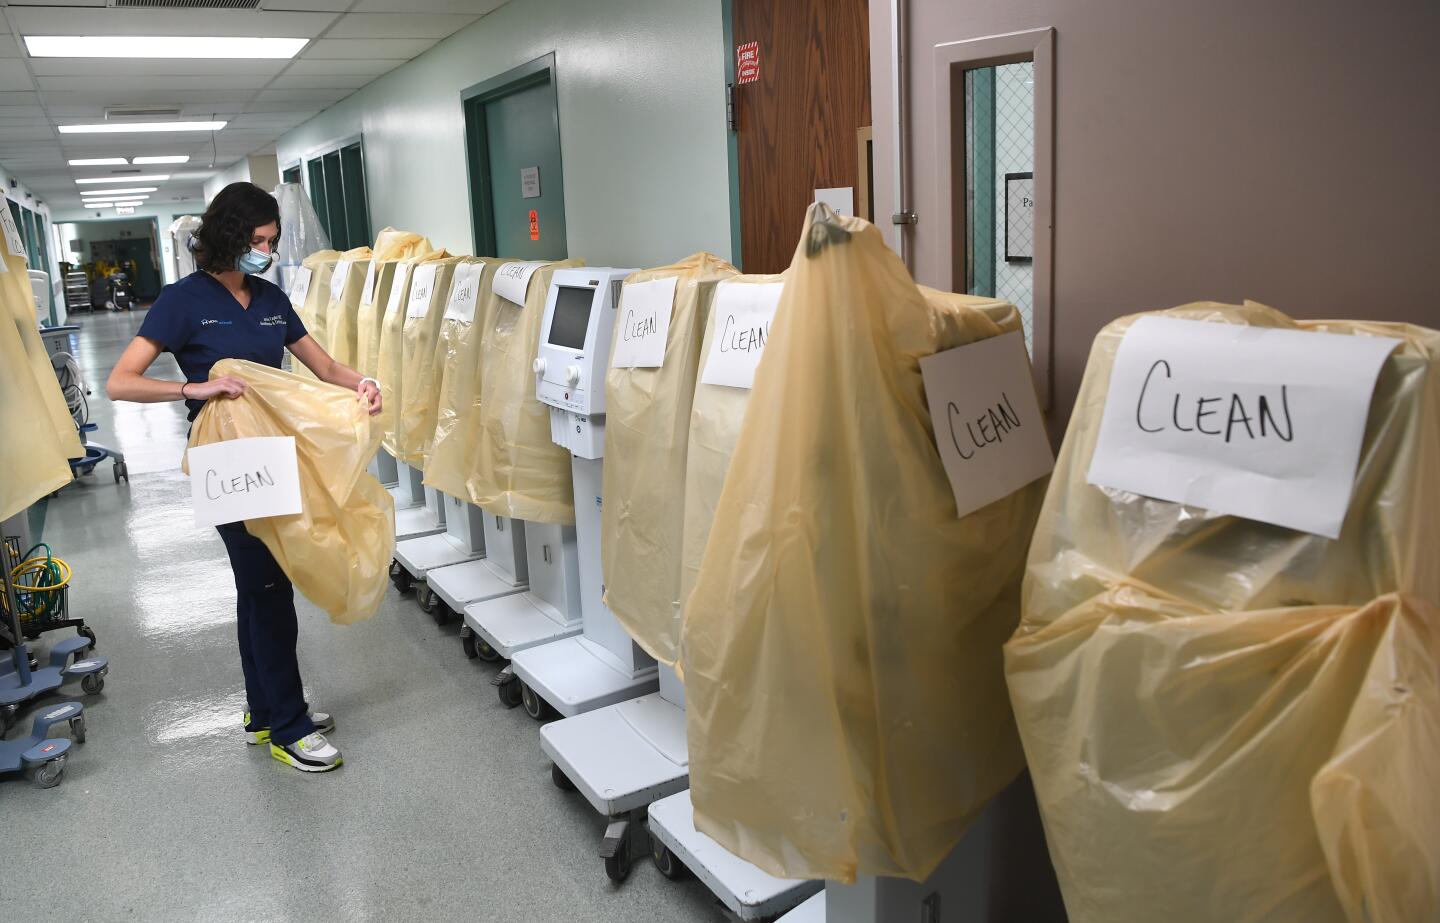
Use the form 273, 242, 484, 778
726, 82, 736, 132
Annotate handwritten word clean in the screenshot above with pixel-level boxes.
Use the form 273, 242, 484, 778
719, 314, 769, 354
623, 310, 658, 341
1135, 359, 1293, 443
205, 466, 276, 500
947, 392, 1022, 460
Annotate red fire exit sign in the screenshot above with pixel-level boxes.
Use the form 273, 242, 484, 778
736, 41, 759, 84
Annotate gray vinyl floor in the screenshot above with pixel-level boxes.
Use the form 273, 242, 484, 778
6, 307, 730, 922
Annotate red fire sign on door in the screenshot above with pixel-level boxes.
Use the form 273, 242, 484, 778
736, 41, 759, 85
529, 209, 540, 241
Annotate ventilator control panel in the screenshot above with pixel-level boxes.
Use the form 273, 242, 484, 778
535, 267, 635, 458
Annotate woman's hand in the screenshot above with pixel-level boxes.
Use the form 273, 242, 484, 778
358, 379, 382, 416
187, 376, 247, 401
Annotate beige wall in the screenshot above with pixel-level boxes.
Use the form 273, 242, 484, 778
872, 0, 1440, 434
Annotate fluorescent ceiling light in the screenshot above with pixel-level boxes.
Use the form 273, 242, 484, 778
58, 121, 226, 134
133, 155, 189, 165
110, 199, 148, 205
68, 157, 128, 166
80, 187, 157, 196
25, 36, 307, 60
83, 201, 113, 207
76, 174, 169, 184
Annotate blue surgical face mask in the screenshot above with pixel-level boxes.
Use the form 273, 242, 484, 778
236, 248, 274, 275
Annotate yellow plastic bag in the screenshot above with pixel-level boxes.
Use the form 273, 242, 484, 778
376, 251, 449, 455
397, 256, 468, 466
683, 206, 1044, 883
321, 246, 373, 368
187, 359, 394, 625
0, 251, 77, 519
468, 259, 583, 523
356, 261, 400, 381
677, 272, 785, 633
600, 253, 737, 664
293, 250, 339, 381
1004, 302, 1440, 923
370, 227, 432, 262
424, 259, 507, 501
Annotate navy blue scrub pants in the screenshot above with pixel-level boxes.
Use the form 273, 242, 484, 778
216, 522, 315, 747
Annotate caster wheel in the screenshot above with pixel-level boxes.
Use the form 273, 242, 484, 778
416, 585, 437, 615
1, 704, 16, 734
69, 714, 87, 744
432, 601, 454, 625
520, 682, 552, 721
604, 837, 633, 883
475, 638, 501, 662
81, 673, 105, 695
552, 763, 577, 792
78, 625, 97, 650
389, 560, 412, 594
35, 758, 65, 789
113, 461, 128, 483
461, 632, 478, 659
497, 676, 522, 709
652, 839, 687, 880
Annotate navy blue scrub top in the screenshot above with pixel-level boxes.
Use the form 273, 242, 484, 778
138, 271, 306, 420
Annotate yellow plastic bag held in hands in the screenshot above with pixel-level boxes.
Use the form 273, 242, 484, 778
468, 259, 583, 523
397, 256, 467, 466
188, 359, 395, 625
682, 205, 1044, 883
1004, 303, 1440, 923
601, 253, 737, 665
0, 250, 78, 519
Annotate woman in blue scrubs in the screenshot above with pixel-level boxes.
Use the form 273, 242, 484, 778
107, 182, 379, 774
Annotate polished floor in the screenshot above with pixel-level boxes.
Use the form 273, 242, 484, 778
8, 307, 730, 922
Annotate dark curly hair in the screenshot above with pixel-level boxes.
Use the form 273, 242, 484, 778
193, 182, 282, 273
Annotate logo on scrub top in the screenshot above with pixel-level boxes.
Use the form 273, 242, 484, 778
258, 315, 287, 327
201, 318, 233, 326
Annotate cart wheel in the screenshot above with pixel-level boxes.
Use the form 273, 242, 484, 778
81, 673, 105, 695
651, 838, 687, 880
497, 675, 522, 709
1, 704, 15, 734
475, 638, 501, 662
520, 682, 552, 721
113, 461, 128, 483
78, 625, 97, 650
389, 560, 412, 594
69, 714, 87, 744
552, 763, 577, 792
604, 836, 633, 883
416, 585, 437, 614
35, 758, 65, 789
461, 631, 478, 659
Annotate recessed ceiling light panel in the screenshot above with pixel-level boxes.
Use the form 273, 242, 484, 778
68, 157, 129, 166
58, 121, 226, 134
76, 174, 170, 184
25, 36, 307, 59
132, 155, 190, 165
80, 186, 157, 196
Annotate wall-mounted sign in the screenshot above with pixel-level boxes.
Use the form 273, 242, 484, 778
529, 209, 540, 241
737, 41, 760, 85
521, 166, 541, 199
1005, 171, 1034, 263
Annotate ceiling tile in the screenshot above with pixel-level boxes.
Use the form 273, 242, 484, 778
264, 73, 369, 90
0, 36, 22, 57
0, 59, 33, 92
0, 91, 39, 106
40, 88, 256, 106
350, 0, 507, 12
37, 74, 275, 93
281, 57, 405, 76
30, 58, 291, 77
251, 87, 349, 104
7, 9, 338, 38
323, 13, 477, 39
303, 38, 437, 59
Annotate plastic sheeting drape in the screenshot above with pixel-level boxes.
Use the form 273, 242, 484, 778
272, 183, 330, 294
397, 256, 467, 466
356, 262, 399, 381
320, 246, 373, 368
188, 359, 394, 625
293, 250, 340, 380
424, 260, 506, 502
682, 206, 1043, 884
467, 259, 583, 523
601, 253, 737, 665
1004, 302, 1440, 923
0, 250, 78, 520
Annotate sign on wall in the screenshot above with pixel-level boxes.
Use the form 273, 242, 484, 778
737, 41, 760, 85
1004, 171, 1034, 263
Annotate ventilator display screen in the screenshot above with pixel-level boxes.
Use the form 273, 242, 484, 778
548, 285, 594, 350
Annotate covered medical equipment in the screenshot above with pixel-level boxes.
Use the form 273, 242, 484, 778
320, 247, 374, 368
187, 359, 395, 625
397, 256, 470, 466
467, 259, 584, 524
356, 229, 434, 381
601, 253, 737, 665
377, 252, 449, 456
682, 205, 1042, 884
1004, 302, 1440, 923
290, 249, 340, 381
0, 251, 79, 519
168, 216, 201, 281
271, 182, 330, 295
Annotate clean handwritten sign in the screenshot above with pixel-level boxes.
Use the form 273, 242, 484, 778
0, 207, 26, 259
610, 276, 678, 369
189, 436, 302, 528
329, 258, 353, 302
1087, 316, 1399, 538
443, 262, 485, 323
385, 265, 410, 316
405, 263, 440, 319
361, 260, 379, 304
493, 260, 547, 307
289, 266, 313, 307
700, 281, 784, 389
920, 330, 1053, 518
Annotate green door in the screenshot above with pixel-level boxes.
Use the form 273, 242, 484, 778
464, 55, 567, 260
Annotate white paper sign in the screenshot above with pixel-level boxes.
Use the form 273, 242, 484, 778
362, 260, 379, 304
288, 266, 313, 307
610, 276, 678, 369
700, 281, 784, 389
329, 259, 353, 302
493, 260, 547, 307
0, 207, 25, 259
385, 265, 410, 316
814, 187, 854, 217
1087, 316, 1400, 538
443, 262, 485, 323
521, 166, 541, 199
920, 330, 1054, 518
405, 263, 440, 319
189, 436, 302, 528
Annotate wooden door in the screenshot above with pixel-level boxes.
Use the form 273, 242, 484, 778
733, 0, 871, 273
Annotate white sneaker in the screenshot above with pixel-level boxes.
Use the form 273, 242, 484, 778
245, 711, 335, 745
270, 731, 343, 773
